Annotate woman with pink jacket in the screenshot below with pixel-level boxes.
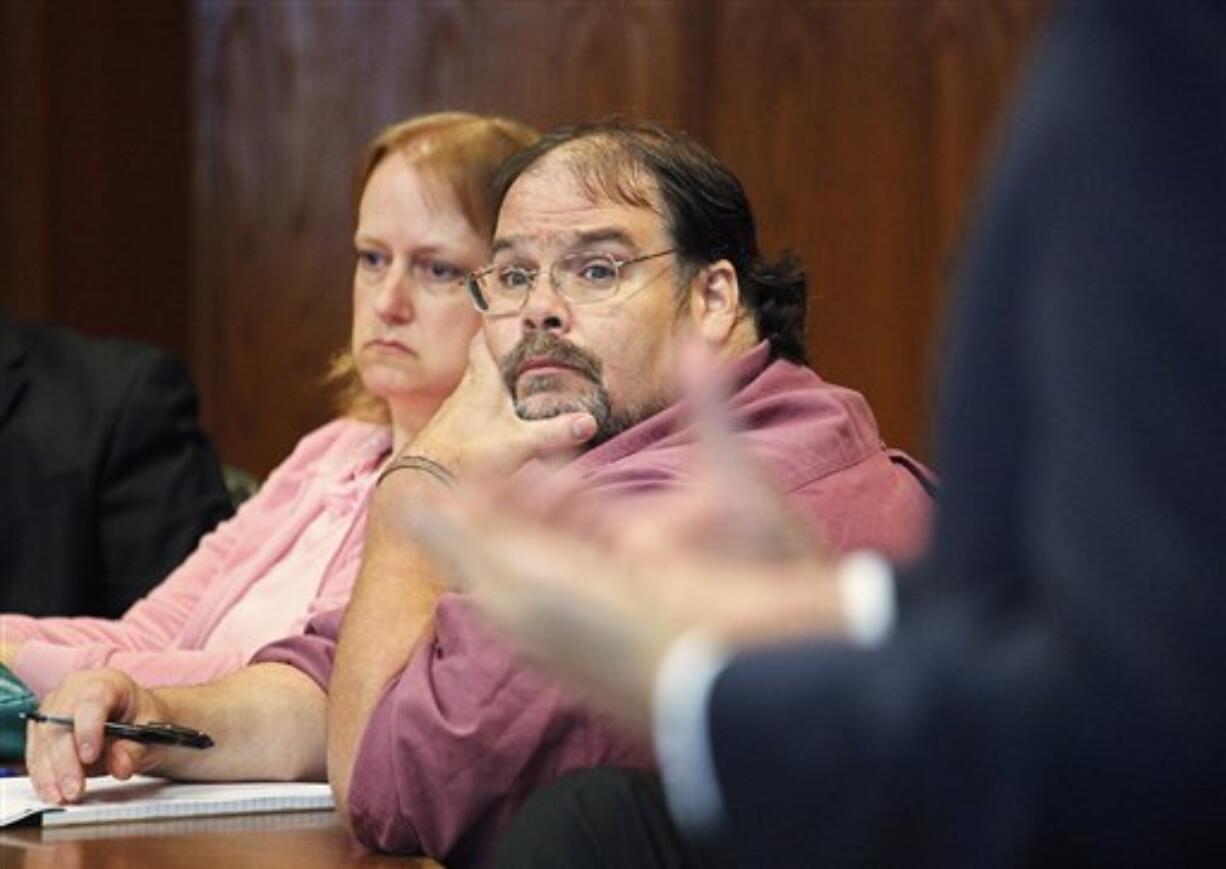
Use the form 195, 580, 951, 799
0, 112, 538, 697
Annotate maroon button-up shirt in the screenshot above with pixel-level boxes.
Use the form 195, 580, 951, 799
254, 342, 933, 865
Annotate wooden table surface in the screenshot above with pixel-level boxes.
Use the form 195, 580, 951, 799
0, 811, 443, 868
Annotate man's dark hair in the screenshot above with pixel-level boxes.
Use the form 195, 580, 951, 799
492, 119, 808, 364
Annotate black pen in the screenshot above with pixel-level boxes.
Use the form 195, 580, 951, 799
20, 711, 214, 749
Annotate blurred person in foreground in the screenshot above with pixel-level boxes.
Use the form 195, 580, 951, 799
23, 119, 934, 865
399, 3, 1226, 866
1, 112, 535, 699
0, 312, 231, 619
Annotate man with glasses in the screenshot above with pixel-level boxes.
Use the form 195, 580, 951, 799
23, 121, 932, 865
398, 5, 1226, 866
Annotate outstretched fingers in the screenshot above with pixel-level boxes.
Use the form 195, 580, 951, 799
407, 497, 675, 730
678, 337, 828, 561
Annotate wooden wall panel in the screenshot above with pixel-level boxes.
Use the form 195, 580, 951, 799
0, 0, 190, 360
192, 3, 363, 477
191, 1, 1044, 475
5, 1, 1042, 476
705, 3, 943, 457
0, 0, 50, 320
704, 1, 1044, 456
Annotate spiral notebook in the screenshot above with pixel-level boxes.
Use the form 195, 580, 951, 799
0, 775, 333, 828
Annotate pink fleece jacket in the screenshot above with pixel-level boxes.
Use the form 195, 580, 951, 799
1, 418, 390, 696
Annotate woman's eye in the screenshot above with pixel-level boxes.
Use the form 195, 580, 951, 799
421, 260, 464, 283
357, 250, 387, 271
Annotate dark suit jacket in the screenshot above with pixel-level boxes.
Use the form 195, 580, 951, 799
0, 316, 233, 618
707, 4, 1226, 865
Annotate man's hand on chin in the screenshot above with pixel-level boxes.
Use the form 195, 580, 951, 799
404, 334, 596, 483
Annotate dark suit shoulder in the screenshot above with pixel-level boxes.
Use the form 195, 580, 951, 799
0, 318, 229, 616
12, 319, 187, 413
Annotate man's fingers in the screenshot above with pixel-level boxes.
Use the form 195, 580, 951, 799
679, 337, 790, 523
412, 496, 632, 613
411, 496, 583, 603
407, 502, 501, 594
613, 490, 710, 555
409, 497, 676, 732
467, 451, 596, 529
518, 412, 597, 461
676, 339, 829, 561
410, 500, 580, 638
678, 338, 747, 490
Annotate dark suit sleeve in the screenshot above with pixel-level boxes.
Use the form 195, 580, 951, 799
92, 349, 232, 617
706, 4, 1226, 866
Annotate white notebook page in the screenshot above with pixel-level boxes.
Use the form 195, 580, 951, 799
1, 775, 333, 828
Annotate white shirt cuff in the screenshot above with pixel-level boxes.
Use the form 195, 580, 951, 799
837, 550, 897, 647
652, 553, 897, 835
653, 629, 729, 834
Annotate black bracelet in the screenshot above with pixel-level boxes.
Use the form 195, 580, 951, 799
376, 455, 457, 489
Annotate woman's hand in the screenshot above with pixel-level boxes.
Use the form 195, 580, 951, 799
25, 668, 170, 804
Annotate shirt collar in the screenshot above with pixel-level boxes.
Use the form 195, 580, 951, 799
567, 341, 773, 474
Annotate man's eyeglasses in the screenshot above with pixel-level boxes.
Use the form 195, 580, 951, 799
465, 249, 676, 315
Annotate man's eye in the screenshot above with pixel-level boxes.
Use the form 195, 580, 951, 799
496, 267, 534, 291
576, 259, 617, 285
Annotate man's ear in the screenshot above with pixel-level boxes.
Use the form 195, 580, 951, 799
687, 259, 741, 347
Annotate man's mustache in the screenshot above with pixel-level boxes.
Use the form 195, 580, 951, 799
500, 332, 603, 394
